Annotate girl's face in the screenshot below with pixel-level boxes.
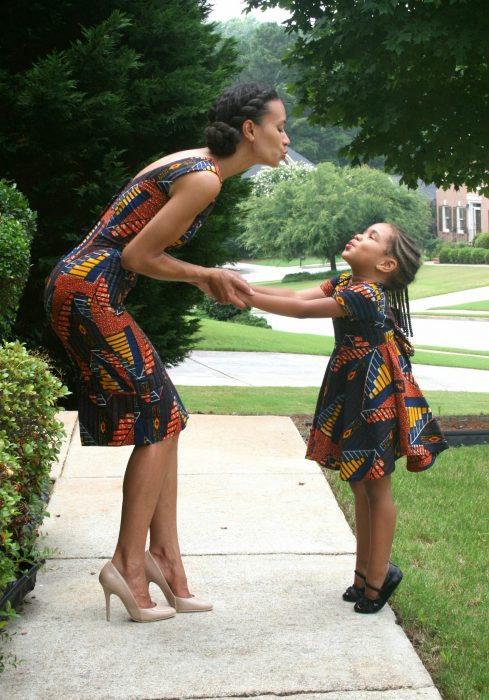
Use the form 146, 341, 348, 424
248, 99, 290, 167
341, 223, 397, 278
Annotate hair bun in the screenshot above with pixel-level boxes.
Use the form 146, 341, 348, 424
204, 121, 241, 157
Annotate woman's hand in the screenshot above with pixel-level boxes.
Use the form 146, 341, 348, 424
196, 269, 253, 309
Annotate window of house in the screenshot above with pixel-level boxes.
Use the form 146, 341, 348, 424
456, 206, 466, 234
442, 205, 451, 232
475, 205, 482, 234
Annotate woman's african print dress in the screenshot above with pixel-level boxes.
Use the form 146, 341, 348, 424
306, 273, 448, 481
44, 156, 222, 447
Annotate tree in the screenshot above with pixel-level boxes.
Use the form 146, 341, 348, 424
245, 0, 489, 193
238, 163, 431, 267
0, 1, 242, 389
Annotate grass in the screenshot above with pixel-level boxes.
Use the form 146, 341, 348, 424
193, 318, 489, 371
176, 387, 488, 417
325, 446, 489, 700
435, 300, 489, 311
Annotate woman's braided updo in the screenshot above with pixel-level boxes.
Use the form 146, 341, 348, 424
205, 83, 279, 156
384, 224, 422, 336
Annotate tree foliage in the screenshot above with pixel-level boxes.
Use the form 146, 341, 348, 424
0, 1, 242, 390
238, 163, 432, 267
245, 0, 489, 193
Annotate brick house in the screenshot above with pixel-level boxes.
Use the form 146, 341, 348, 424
435, 186, 489, 243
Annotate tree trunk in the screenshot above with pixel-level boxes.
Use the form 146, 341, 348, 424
329, 254, 337, 271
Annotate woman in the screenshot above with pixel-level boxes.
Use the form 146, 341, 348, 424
45, 83, 289, 622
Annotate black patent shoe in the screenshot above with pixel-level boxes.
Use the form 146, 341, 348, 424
342, 569, 366, 602
354, 563, 403, 614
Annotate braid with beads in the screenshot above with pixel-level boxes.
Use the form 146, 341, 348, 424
384, 224, 422, 336
205, 83, 279, 156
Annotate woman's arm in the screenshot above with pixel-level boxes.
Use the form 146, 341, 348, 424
120, 170, 251, 307
239, 289, 345, 319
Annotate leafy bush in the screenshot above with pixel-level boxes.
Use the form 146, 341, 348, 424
0, 181, 36, 340
229, 311, 271, 328
438, 243, 489, 264
282, 270, 338, 283
0, 341, 69, 614
474, 232, 489, 249
199, 296, 242, 322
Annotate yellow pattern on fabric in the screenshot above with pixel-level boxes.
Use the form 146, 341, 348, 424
106, 331, 134, 364
68, 252, 110, 278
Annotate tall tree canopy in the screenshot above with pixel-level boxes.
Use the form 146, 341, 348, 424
238, 163, 431, 267
245, 0, 489, 193
0, 1, 245, 382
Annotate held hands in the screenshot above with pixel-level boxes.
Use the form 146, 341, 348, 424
196, 268, 254, 310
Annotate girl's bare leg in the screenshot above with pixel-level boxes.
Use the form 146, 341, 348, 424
349, 481, 370, 587
111, 434, 182, 607
148, 434, 192, 598
363, 474, 396, 598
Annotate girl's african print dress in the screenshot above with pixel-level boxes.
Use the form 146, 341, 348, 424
44, 156, 221, 447
306, 273, 448, 481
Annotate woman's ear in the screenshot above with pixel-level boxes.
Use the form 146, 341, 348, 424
242, 119, 255, 142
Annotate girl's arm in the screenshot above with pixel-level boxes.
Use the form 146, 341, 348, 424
249, 284, 328, 300
238, 288, 345, 319
120, 171, 251, 308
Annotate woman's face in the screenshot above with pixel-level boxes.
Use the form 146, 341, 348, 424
250, 99, 290, 167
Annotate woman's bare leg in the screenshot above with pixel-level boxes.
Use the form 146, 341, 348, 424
349, 481, 370, 587
111, 434, 181, 607
148, 434, 192, 598
363, 474, 396, 598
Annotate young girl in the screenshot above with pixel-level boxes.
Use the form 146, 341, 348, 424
238, 222, 448, 614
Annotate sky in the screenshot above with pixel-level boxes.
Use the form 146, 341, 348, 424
206, 0, 290, 24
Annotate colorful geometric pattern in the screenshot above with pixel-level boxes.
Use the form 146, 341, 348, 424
44, 157, 222, 446
306, 273, 448, 481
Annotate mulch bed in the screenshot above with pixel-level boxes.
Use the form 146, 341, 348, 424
291, 414, 489, 445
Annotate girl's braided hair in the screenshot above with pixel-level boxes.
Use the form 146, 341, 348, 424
384, 223, 422, 336
205, 83, 279, 156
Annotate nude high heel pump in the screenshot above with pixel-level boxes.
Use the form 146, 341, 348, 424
145, 551, 213, 613
99, 561, 176, 622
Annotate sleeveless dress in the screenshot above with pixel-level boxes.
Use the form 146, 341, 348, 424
44, 156, 222, 447
306, 273, 448, 481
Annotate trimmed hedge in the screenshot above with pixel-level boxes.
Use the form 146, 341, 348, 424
0, 181, 36, 340
0, 342, 69, 618
474, 232, 489, 249
438, 244, 489, 264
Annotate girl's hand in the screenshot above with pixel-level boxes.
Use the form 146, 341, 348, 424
196, 269, 253, 309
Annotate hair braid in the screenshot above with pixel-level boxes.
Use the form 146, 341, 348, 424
384, 224, 422, 336
205, 83, 279, 156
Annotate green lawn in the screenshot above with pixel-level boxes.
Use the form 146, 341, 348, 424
193, 318, 489, 371
177, 386, 488, 417
435, 300, 489, 311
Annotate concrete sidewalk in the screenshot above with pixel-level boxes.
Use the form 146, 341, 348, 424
3, 412, 441, 699
169, 350, 489, 392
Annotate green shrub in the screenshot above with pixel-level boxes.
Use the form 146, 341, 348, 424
0, 341, 69, 612
230, 311, 271, 328
0, 181, 36, 340
282, 270, 338, 283
199, 296, 242, 322
437, 242, 489, 264
474, 232, 489, 249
